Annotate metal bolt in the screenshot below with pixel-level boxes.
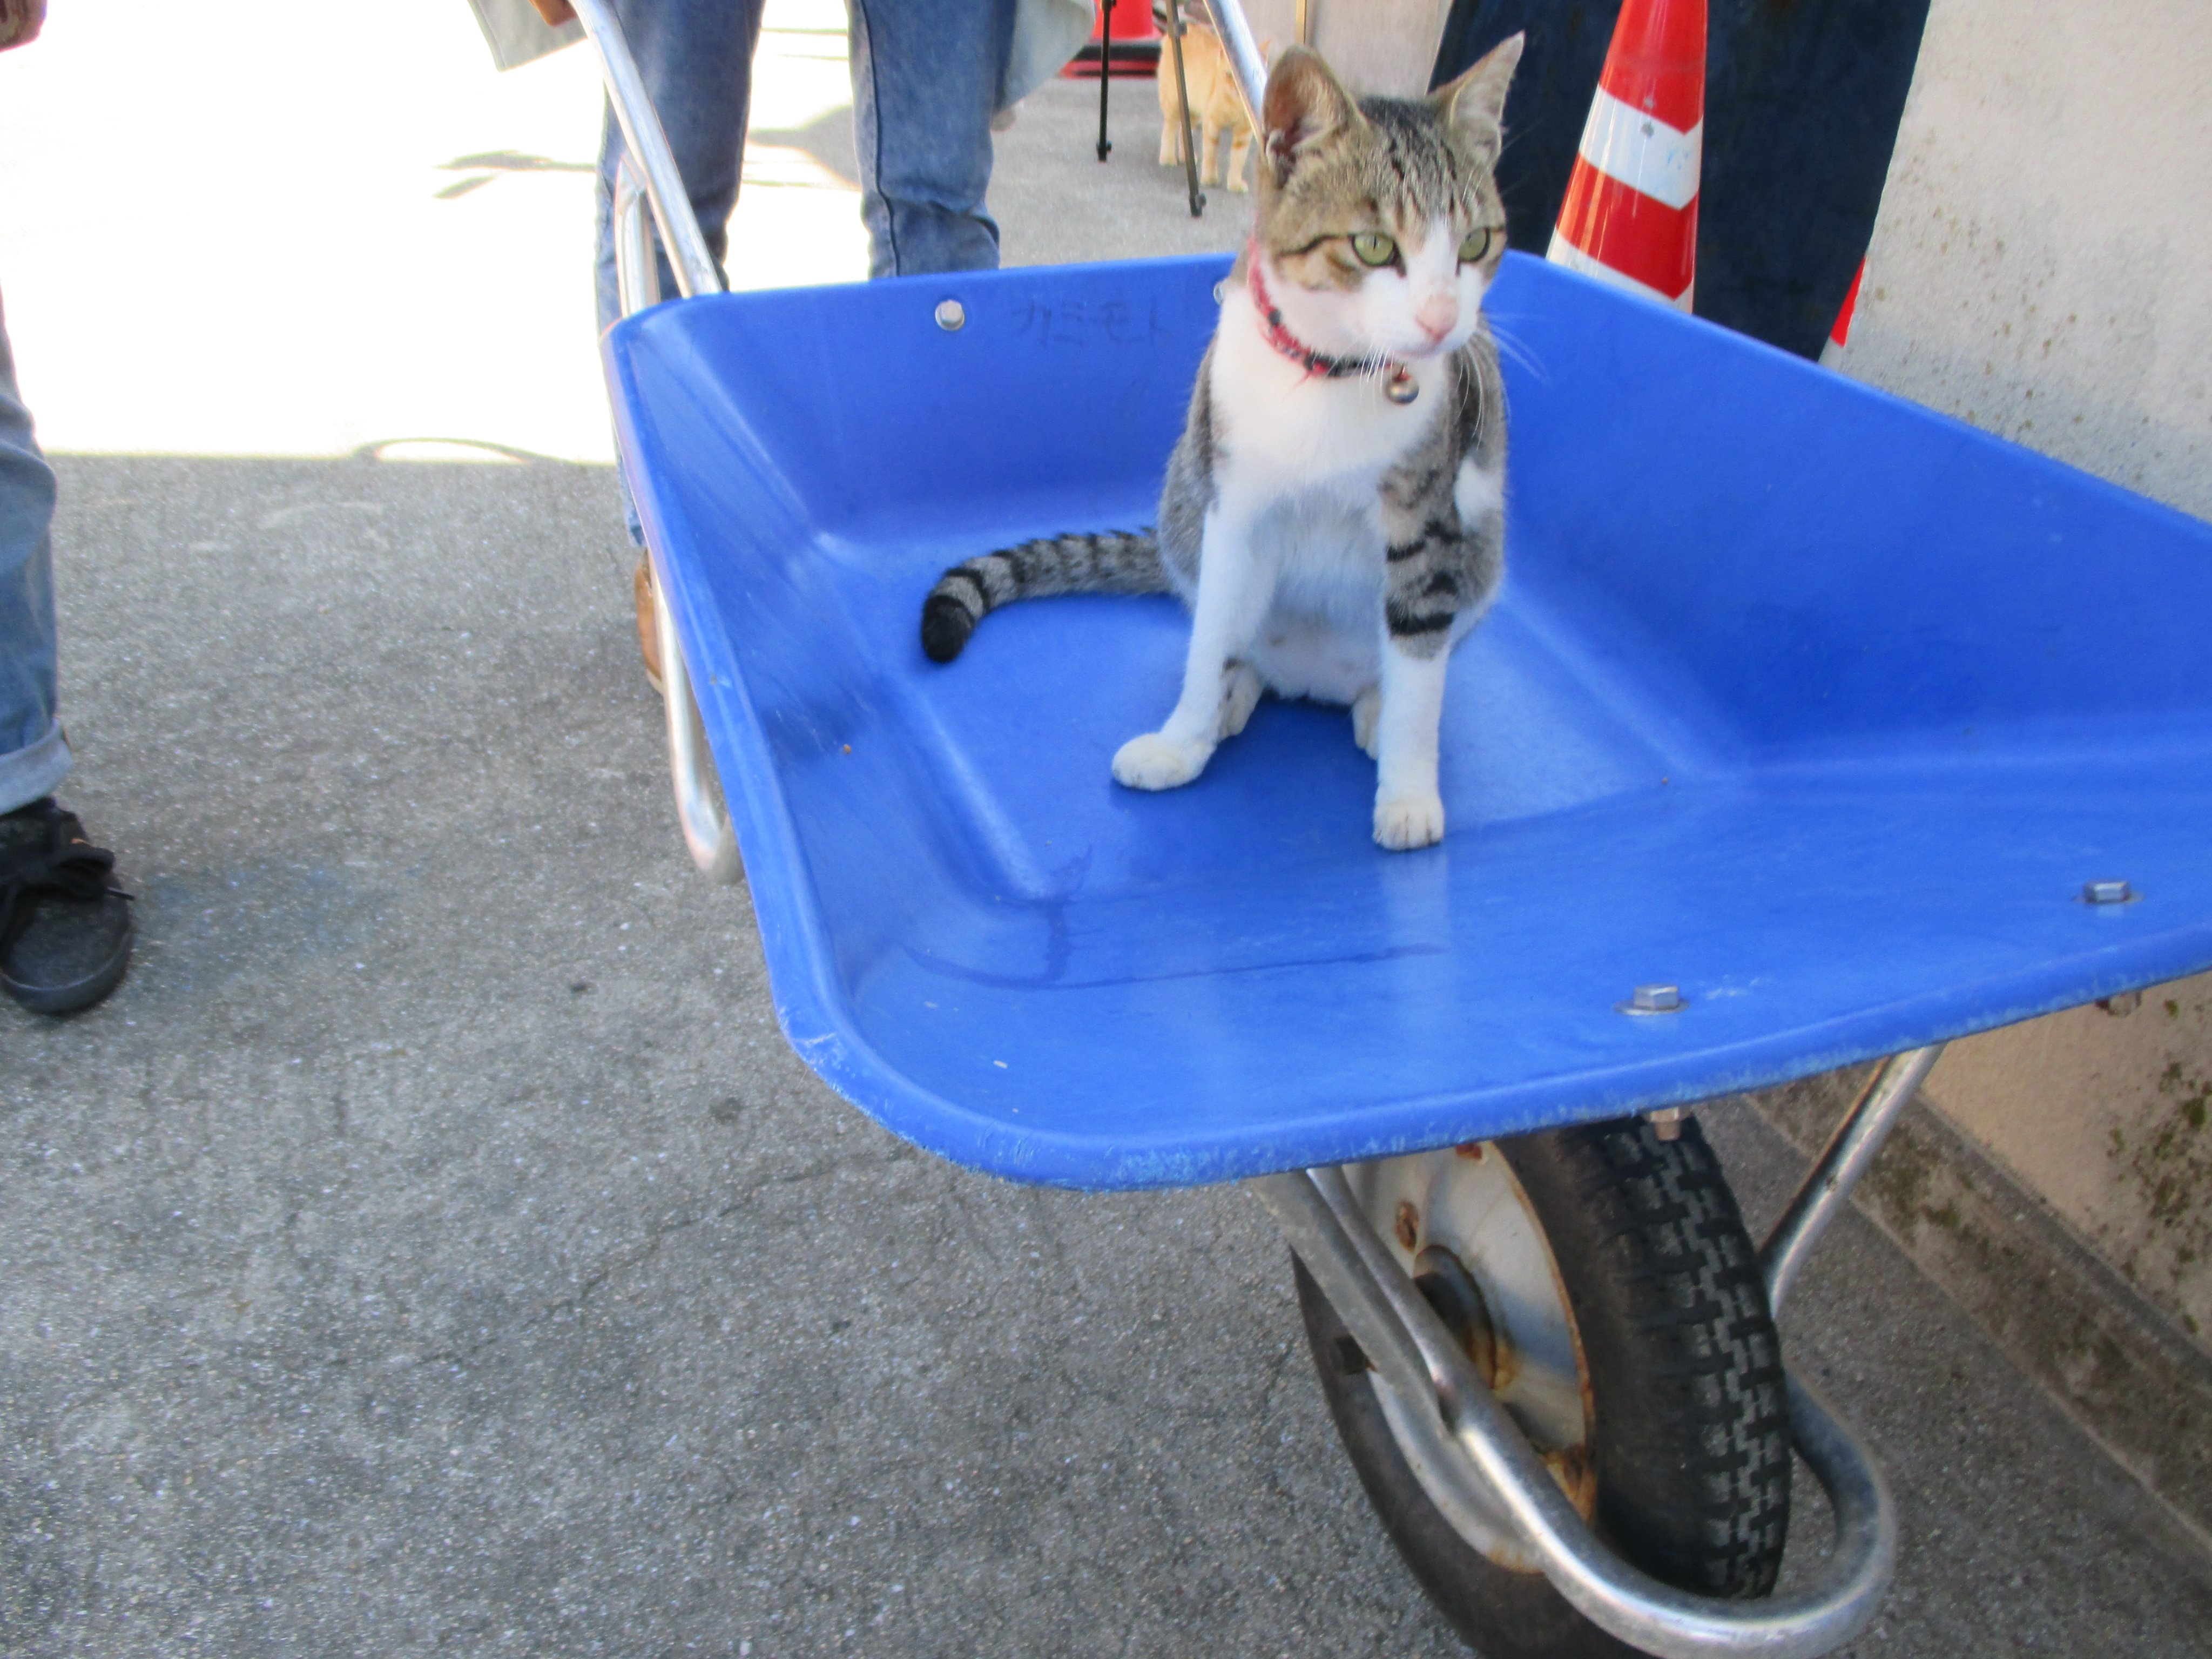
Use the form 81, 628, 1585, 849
1645, 1106, 1689, 1142
1618, 983, 1685, 1015
1393, 1201, 1420, 1252
933, 298, 966, 332
2083, 879, 2134, 905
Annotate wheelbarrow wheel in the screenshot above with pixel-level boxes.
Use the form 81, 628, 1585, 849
1294, 1117, 1791, 1659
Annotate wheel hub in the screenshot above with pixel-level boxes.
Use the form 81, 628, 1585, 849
1345, 1144, 1597, 1569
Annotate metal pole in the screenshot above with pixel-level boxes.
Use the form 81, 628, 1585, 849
649, 545, 745, 884
594, 1, 742, 888
612, 164, 661, 315
611, 162, 743, 886
1761, 1046, 1945, 1316
1164, 0, 1206, 216
1096, 0, 1114, 161
571, 0, 722, 300
1197, 0, 1269, 142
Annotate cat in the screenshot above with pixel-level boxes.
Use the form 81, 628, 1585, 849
1156, 14, 1260, 193
921, 36, 1522, 852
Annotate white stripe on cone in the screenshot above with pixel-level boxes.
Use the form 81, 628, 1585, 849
1572, 85, 1702, 211
1546, 225, 1692, 311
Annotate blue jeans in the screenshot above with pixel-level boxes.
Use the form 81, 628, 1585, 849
591, 0, 764, 334
592, 0, 1016, 334
848, 0, 1016, 280
0, 288, 69, 817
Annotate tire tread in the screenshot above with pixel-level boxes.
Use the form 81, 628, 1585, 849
1520, 1120, 1790, 1597
1294, 1116, 1791, 1658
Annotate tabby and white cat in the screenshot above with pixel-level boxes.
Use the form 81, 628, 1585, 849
922, 36, 1522, 851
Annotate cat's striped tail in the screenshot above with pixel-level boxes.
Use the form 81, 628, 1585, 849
920, 529, 1168, 663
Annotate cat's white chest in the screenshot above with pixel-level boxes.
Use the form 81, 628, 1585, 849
1208, 290, 1439, 495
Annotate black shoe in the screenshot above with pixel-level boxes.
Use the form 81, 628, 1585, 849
0, 797, 135, 1016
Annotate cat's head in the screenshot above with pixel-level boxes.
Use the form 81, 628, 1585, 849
1253, 36, 1522, 363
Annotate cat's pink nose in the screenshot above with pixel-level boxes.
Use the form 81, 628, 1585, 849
1415, 295, 1459, 342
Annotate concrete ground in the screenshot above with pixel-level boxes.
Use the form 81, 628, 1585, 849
5, 16, 2212, 1659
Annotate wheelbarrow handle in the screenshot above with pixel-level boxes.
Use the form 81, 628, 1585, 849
578, 1, 742, 883
1197, 0, 1271, 144
571, 0, 721, 300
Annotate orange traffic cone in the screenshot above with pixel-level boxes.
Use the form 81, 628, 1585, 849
1818, 259, 1866, 366
1547, 0, 1705, 311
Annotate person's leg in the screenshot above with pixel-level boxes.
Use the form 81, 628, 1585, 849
588, 0, 764, 689
0, 287, 133, 1016
592, 0, 765, 335
0, 287, 68, 815
849, 0, 1017, 278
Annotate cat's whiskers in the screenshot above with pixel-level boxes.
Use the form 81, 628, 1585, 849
1484, 314, 1551, 384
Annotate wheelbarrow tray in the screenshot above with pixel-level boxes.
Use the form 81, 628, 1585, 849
603, 252, 2212, 1191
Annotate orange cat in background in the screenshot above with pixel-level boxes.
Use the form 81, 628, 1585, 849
1156, 17, 1263, 193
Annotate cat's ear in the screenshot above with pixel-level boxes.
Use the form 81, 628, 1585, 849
1263, 45, 1359, 189
1433, 31, 1523, 153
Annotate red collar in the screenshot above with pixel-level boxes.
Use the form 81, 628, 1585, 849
1246, 244, 1407, 385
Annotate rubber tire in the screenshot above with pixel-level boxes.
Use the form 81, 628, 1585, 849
1294, 1116, 1792, 1659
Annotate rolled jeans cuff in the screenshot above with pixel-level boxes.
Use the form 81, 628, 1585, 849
0, 716, 71, 815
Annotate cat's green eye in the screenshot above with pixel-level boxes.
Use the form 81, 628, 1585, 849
1350, 231, 1398, 268
1459, 227, 1494, 264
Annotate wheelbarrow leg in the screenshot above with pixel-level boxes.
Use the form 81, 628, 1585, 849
645, 547, 744, 883
1761, 1045, 1945, 1314
581, 0, 745, 884
611, 156, 743, 885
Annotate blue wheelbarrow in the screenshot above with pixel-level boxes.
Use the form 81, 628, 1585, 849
576, 4, 2212, 1653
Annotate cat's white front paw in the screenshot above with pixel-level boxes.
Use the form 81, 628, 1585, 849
1352, 685, 1382, 759
1114, 731, 1212, 791
1374, 790, 1446, 851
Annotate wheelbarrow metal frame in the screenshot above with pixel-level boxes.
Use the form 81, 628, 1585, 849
579, 0, 743, 883
1253, 1046, 1946, 1657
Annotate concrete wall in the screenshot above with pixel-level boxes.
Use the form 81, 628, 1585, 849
1839, 0, 2212, 1357
1844, 0, 2212, 519
1923, 990, 2212, 1352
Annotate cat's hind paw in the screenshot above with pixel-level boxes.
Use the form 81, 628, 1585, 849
1374, 790, 1445, 851
1352, 685, 1382, 759
1114, 731, 1212, 791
